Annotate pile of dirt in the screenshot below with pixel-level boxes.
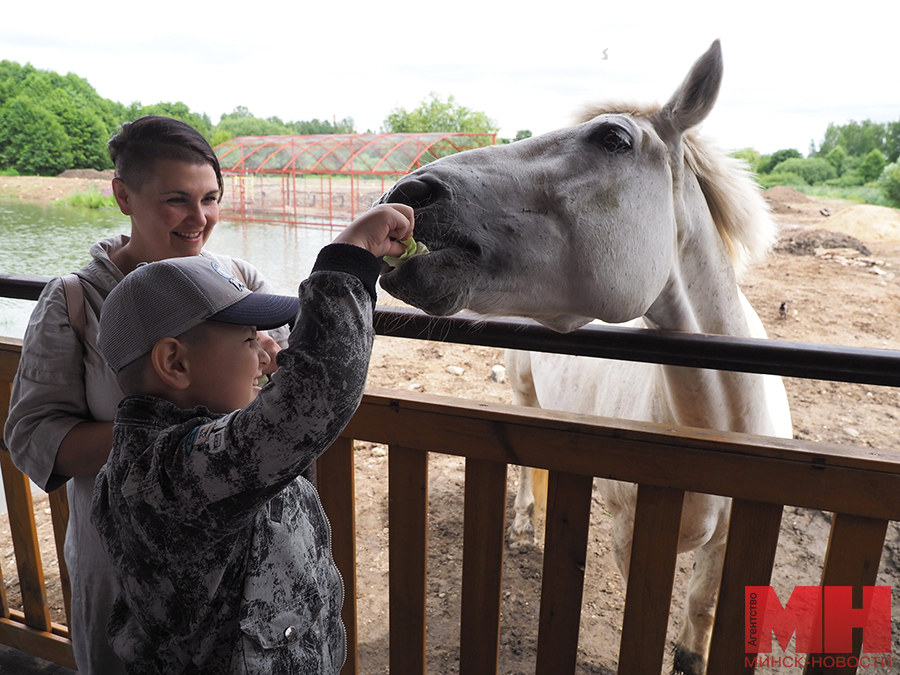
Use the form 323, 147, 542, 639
57, 169, 115, 180
764, 185, 812, 204
774, 228, 872, 256
763, 186, 831, 216
816, 204, 900, 244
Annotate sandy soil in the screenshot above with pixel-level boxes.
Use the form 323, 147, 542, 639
0, 171, 114, 202
2, 178, 900, 673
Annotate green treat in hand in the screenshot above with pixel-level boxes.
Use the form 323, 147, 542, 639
384, 237, 430, 268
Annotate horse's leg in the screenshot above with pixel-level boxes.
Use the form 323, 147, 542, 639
672, 541, 725, 675
505, 349, 542, 549
509, 466, 537, 549
672, 497, 730, 675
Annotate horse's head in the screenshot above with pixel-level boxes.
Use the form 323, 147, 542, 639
380, 41, 758, 332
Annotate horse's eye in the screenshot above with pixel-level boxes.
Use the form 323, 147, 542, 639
594, 127, 632, 155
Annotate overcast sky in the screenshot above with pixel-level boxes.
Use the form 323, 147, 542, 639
3, 0, 897, 155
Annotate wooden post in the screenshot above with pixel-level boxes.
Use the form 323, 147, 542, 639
47, 486, 72, 629
0, 448, 51, 632
535, 470, 593, 675
459, 458, 507, 675
803, 513, 889, 675
707, 499, 784, 674
317, 436, 359, 675
618, 484, 685, 675
388, 446, 429, 675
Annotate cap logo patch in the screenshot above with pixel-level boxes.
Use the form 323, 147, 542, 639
210, 260, 245, 292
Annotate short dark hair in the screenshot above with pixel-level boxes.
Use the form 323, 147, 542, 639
108, 116, 223, 200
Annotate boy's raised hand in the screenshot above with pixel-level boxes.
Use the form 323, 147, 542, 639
333, 204, 415, 259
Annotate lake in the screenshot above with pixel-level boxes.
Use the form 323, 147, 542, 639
0, 200, 343, 510
0, 200, 341, 339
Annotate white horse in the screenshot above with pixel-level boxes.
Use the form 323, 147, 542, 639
379, 41, 792, 675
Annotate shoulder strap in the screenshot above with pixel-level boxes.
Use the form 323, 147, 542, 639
61, 274, 87, 344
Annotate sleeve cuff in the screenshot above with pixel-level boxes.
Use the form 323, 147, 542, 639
312, 243, 381, 306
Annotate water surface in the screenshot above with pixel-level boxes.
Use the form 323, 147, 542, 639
0, 200, 342, 510
0, 201, 339, 339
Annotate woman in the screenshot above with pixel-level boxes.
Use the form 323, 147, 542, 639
4, 116, 285, 674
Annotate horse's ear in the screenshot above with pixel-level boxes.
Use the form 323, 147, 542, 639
657, 40, 723, 136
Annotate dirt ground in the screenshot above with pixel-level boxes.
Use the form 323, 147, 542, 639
0, 171, 114, 201
3, 178, 900, 673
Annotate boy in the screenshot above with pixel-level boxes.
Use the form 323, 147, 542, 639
92, 203, 414, 674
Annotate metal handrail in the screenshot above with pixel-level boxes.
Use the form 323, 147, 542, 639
5, 272, 900, 387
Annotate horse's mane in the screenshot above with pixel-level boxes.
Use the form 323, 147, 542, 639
575, 102, 776, 279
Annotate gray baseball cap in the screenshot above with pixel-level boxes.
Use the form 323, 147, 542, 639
99, 256, 299, 373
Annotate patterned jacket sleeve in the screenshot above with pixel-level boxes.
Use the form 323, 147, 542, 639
114, 243, 381, 538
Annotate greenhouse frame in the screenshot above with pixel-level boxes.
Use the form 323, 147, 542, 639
215, 132, 496, 227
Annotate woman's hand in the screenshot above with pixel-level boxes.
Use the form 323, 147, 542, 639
332, 204, 415, 258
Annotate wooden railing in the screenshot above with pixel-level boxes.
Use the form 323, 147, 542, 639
320, 389, 900, 675
3, 317, 900, 673
0, 337, 76, 669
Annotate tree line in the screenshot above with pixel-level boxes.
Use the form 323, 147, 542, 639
0, 61, 361, 176
731, 118, 900, 207
0, 59, 896, 206
0, 62, 503, 177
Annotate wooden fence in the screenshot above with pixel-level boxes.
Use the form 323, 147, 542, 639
2, 317, 900, 673
0, 337, 75, 669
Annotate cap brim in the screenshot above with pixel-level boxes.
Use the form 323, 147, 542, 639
210, 293, 299, 330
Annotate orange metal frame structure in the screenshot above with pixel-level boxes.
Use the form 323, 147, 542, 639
215, 132, 496, 227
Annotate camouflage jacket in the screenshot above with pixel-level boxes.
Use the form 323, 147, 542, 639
92, 244, 380, 674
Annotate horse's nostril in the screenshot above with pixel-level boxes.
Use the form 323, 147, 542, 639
385, 177, 438, 209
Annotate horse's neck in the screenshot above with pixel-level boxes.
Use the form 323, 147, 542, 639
643, 194, 775, 435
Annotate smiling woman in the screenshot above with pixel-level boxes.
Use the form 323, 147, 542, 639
2, 115, 288, 675
108, 159, 221, 273
106, 117, 224, 275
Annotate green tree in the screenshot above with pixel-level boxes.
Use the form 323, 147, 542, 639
59, 71, 126, 132
217, 107, 293, 137
0, 61, 121, 171
41, 89, 111, 169
771, 157, 837, 185
858, 148, 886, 183
816, 119, 887, 158
757, 172, 808, 189
209, 129, 233, 148
878, 161, 900, 206
214, 107, 357, 140
758, 148, 802, 174
381, 93, 497, 134
730, 147, 761, 172
0, 61, 36, 106
824, 146, 847, 176
886, 120, 900, 163
291, 117, 355, 135
125, 101, 213, 138
0, 95, 74, 175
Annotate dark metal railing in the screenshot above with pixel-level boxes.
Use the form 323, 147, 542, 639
0, 273, 51, 302
5, 272, 900, 387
